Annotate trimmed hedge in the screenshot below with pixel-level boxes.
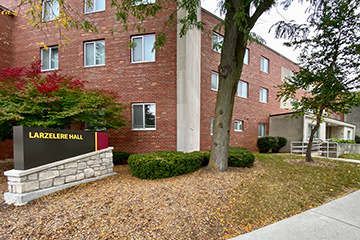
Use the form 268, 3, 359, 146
272, 137, 287, 153
128, 148, 255, 179
128, 151, 206, 179
113, 151, 131, 165
257, 136, 278, 153
257, 136, 288, 153
228, 147, 255, 167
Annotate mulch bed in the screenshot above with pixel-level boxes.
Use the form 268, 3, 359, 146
0, 159, 264, 239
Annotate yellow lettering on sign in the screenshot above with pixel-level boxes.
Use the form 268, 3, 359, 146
28, 132, 82, 140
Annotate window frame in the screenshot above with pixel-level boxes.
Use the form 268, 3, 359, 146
258, 123, 267, 137
84, 0, 106, 14
307, 124, 319, 140
133, 0, 155, 5
210, 117, 214, 135
237, 80, 248, 98
234, 120, 244, 132
42, 0, 59, 22
244, 48, 249, 65
132, 103, 156, 130
84, 40, 105, 67
211, 71, 219, 91
131, 34, 156, 63
259, 87, 268, 103
41, 46, 59, 71
260, 56, 269, 73
212, 32, 223, 53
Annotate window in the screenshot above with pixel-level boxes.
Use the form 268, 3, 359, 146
211, 72, 219, 91
258, 123, 266, 137
84, 40, 105, 67
337, 114, 341, 120
212, 32, 223, 53
347, 131, 351, 139
210, 117, 214, 135
234, 120, 243, 132
260, 88, 268, 103
84, 0, 105, 13
331, 113, 335, 119
307, 124, 319, 139
244, 48, 249, 65
41, 46, 58, 71
238, 81, 248, 98
132, 103, 156, 130
42, 0, 59, 21
261, 56, 269, 73
131, 34, 155, 63
133, 0, 155, 5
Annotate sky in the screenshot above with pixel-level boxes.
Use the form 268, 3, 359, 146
201, 0, 310, 63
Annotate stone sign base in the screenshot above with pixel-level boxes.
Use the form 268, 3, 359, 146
4, 147, 115, 205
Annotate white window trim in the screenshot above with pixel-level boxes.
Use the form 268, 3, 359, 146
260, 87, 268, 103
238, 80, 248, 98
261, 56, 269, 73
212, 32, 223, 53
132, 103, 156, 131
210, 117, 214, 135
84, 0, 106, 14
244, 48, 249, 65
234, 120, 244, 132
41, 46, 58, 72
133, 0, 155, 5
211, 71, 219, 91
131, 34, 156, 63
42, 0, 59, 22
84, 40, 105, 68
258, 123, 267, 137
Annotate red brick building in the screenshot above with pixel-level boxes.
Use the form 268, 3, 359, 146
0, 0, 305, 155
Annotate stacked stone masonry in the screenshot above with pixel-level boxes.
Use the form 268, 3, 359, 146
5, 147, 114, 196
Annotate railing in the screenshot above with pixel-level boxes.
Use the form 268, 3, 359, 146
319, 141, 339, 158
291, 141, 339, 158
290, 141, 321, 155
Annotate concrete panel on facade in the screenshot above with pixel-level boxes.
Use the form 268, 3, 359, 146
176, 7, 201, 152
269, 114, 304, 152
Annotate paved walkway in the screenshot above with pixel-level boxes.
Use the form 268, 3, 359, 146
230, 157, 360, 240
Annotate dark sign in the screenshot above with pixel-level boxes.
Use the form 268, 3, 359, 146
13, 126, 108, 170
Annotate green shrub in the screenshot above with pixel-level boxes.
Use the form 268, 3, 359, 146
328, 138, 356, 144
113, 151, 131, 165
229, 147, 247, 152
228, 148, 255, 168
257, 136, 278, 153
272, 137, 287, 153
128, 151, 205, 179
356, 135, 360, 144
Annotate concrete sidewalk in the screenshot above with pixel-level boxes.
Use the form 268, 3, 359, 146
230, 190, 360, 240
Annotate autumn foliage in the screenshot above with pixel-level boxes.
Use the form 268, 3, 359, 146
0, 61, 126, 140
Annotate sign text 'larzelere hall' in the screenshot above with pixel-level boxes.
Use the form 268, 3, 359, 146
14, 126, 108, 170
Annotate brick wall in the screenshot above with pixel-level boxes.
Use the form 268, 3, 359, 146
0, 10, 14, 69
200, 10, 301, 152
5, 1, 179, 154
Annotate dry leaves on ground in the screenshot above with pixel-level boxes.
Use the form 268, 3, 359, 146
0, 160, 264, 240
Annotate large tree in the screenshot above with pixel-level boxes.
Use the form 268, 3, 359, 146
4, 0, 299, 171
0, 61, 127, 140
275, 0, 360, 162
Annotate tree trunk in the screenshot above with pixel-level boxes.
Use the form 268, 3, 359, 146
208, 3, 246, 171
207, 0, 274, 171
306, 105, 326, 162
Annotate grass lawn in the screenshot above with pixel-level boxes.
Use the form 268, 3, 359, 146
339, 153, 360, 160
1, 154, 359, 239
